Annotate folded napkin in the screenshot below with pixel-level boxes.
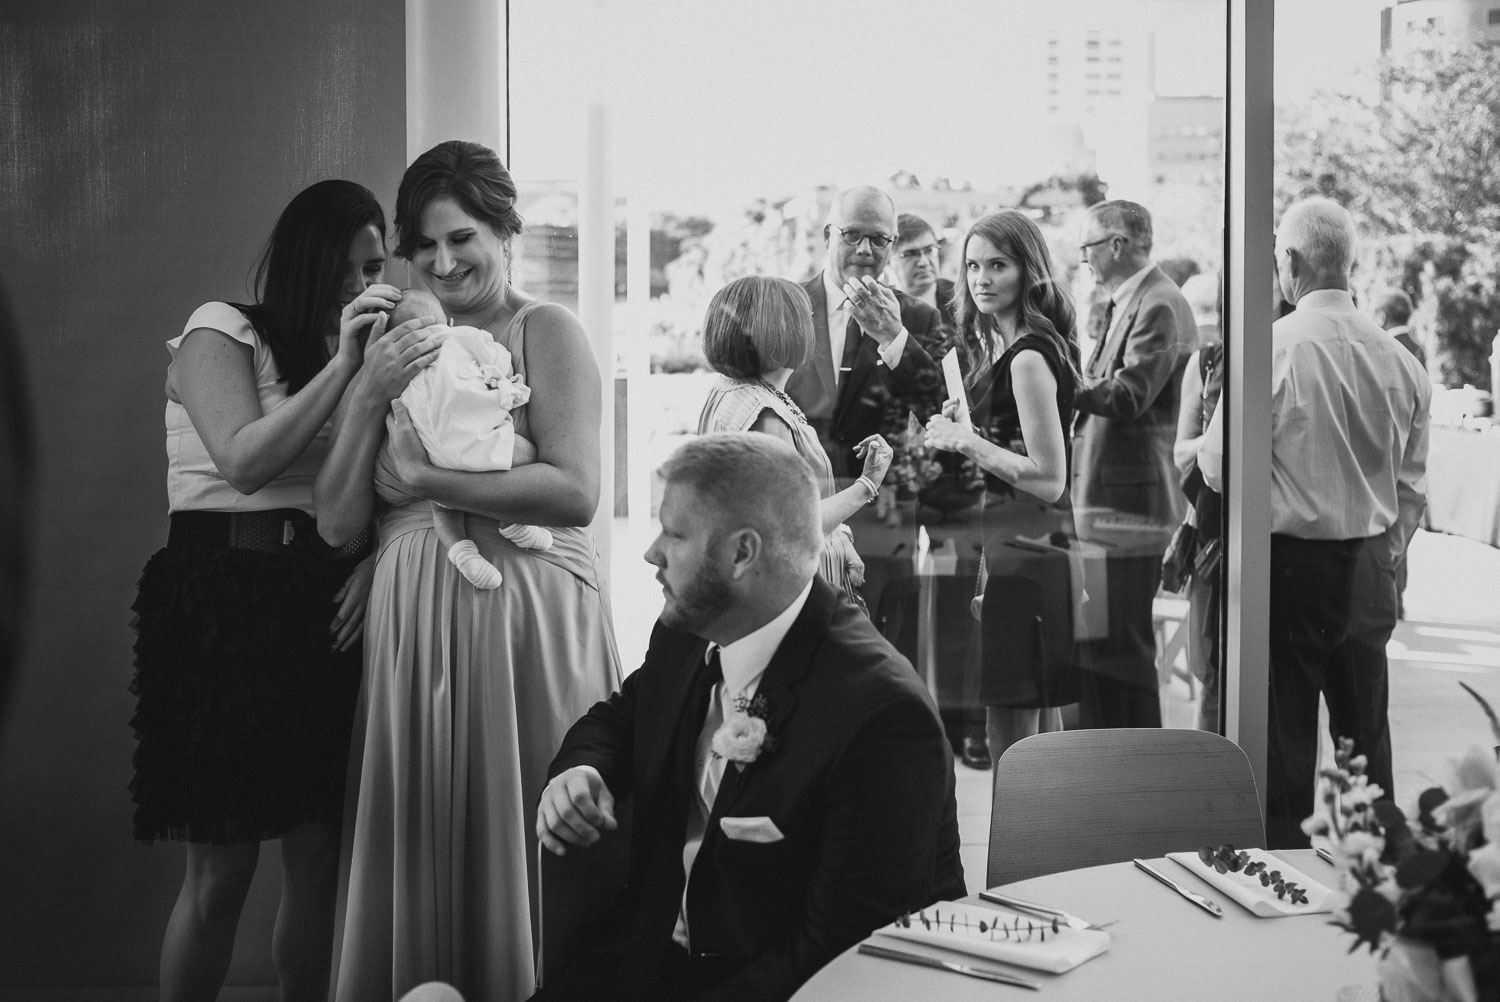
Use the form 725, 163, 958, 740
1167, 849, 1333, 917
874, 901, 1110, 974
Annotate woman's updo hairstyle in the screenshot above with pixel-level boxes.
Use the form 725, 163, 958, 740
394, 140, 524, 259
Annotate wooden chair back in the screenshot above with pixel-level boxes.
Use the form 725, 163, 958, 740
986, 728, 1264, 888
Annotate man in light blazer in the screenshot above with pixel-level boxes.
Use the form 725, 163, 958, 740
785, 187, 945, 483
533, 433, 965, 1002
1072, 200, 1196, 729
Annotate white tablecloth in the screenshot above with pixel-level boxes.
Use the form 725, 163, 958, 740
791, 850, 1373, 1001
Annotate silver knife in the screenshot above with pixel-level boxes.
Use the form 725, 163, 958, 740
858, 943, 1040, 990
1316, 846, 1335, 866
979, 890, 1097, 931
1132, 858, 1223, 917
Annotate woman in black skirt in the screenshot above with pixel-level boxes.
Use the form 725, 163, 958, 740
923, 210, 1082, 763
129, 180, 441, 1002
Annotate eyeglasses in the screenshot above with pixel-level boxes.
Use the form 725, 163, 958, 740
1079, 233, 1124, 254
830, 225, 896, 250
898, 243, 940, 262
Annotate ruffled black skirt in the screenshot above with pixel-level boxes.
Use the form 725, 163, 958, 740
129, 537, 364, 844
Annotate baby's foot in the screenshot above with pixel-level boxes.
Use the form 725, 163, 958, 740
448, 540, 503, 589
499, 523, 554, 551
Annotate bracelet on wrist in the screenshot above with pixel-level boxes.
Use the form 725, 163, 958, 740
856, 475, 879, 504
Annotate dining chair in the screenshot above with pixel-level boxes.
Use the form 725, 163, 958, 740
986, 728, 1265, 888
535, 799, 632, 989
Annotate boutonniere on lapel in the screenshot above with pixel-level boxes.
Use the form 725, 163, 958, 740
711, 692, 777, 770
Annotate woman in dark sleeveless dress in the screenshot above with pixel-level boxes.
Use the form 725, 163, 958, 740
924, 210, 1083, 762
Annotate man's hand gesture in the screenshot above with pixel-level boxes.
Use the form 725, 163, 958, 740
842, 275, 904, 348
536, 766, 618, 856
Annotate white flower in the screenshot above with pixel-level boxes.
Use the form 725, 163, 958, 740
1468, 841, 1500, 899
1481, 793, 1500, 847
712, 712, 769, 764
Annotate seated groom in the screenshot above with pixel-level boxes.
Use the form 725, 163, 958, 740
533, 433, 965, 1002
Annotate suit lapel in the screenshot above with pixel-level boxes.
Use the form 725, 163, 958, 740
787, 275, 836, 420
706, 579, 837, 822
642, 637, 713, 800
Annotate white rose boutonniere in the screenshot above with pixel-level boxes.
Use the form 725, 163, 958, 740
711, 692, 777, 767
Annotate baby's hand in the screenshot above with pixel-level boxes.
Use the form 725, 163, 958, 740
512, 435, 538, 467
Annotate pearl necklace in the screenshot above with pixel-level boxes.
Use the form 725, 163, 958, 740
757, 380, 807, 424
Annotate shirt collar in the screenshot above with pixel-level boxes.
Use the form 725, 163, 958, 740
1295, 288, 1356, 311
1110, 262, 1156, 310
823, 269, 849, 313
709, 579, 814, 696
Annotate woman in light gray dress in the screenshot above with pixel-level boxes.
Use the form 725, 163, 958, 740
316, 141, 621, 1002
696, 276, 893, 611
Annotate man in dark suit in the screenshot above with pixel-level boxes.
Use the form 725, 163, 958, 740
1072, 200, 1196, 728
1373, 288, 1425, 618
533, 433, 965, 1002
1374, 288, 1425, 369
893, 212, 955, 327
785, 187, 944, 483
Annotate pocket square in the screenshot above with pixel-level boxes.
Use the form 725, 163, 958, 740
719, 816, 784, 843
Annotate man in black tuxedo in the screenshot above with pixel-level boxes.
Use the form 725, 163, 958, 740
533, 433, 965, 1002
785, 187, 944, 483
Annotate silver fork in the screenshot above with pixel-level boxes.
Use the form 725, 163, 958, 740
978, 890, 1116, 931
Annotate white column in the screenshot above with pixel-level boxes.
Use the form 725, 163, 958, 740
579, 101, 615, 592
625, 195, 653, 525
405, 0, 506, 162
1224, 0, 1275, 805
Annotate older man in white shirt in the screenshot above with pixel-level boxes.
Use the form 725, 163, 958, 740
1200, 197, 1429, 848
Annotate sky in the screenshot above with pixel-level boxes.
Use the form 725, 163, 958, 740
508, 0, 1391, 215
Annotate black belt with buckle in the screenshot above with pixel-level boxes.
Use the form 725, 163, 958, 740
168, 509, 371, 560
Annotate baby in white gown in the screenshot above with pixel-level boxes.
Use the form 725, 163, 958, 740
389, 289, 552, 589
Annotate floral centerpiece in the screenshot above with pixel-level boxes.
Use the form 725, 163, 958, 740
1307, 683, 1500, 1002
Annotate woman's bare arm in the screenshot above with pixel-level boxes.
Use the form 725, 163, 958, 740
314, 316, 444, 545
926, 350, 1067, 503
1173, 350, 1205, 477
748, 409, 873, 535
174, 330, 358, 496
389, 303, 601, 527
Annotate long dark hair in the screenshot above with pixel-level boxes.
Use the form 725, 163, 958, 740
394, 140, 524, 260
235, 180, 386, 392
952, 210, 1080, 393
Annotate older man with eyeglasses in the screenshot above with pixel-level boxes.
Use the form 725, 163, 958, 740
1070, 199, 1197, 731
892, 213, 954, 325
785, 187, 945, 486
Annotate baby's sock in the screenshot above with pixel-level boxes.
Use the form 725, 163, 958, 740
499, 523, 554, 551
448, 540, 503, 589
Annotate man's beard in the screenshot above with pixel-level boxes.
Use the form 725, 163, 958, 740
660, 561, 735, 635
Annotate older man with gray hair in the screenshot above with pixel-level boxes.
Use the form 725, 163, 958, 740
1073, 199, 1197, 729
1201, 196, 1429, 848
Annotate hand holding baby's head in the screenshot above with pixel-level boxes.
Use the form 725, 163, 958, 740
386, 288, 447, 331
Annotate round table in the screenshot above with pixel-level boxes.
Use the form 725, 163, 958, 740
791, 850, 1374, 1000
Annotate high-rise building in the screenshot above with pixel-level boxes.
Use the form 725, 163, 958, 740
1382, 0, 1500, 54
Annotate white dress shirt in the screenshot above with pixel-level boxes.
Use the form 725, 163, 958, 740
1104, 263, 1156, 343
1199, 289, 1430, 547
673, 579, 814, 950
822, 270, 909, 385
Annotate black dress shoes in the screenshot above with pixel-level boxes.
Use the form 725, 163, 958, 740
960, 736, 992, 770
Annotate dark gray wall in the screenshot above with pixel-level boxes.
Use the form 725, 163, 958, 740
0, 1, 405, 993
